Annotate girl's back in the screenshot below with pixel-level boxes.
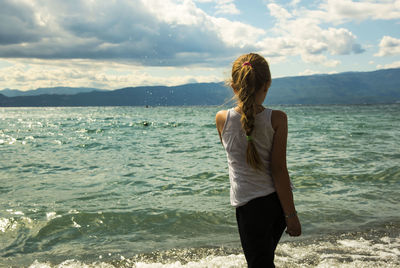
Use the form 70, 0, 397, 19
221, 107, 275, 207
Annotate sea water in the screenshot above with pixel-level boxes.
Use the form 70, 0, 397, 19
0, 105, 399, 267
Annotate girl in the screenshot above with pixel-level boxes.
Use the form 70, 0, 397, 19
216, 53, 301, 268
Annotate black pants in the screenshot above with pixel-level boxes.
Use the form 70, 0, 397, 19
236, 192, 286, 268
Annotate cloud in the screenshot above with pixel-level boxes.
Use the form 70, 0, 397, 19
210, 17, 264, 48
215, 0, 240, 15
374, 36, 400, 57
377, 61, 400, 69
143, 0, 258, 47
0, 0, 398, 90
300, 54, 341, 67
321, 27, 364, 55
1, 0, 392, 70
259, 2, 364, 67
290, 0, 301, 7
0, 0, 46, 45
194, 0, 240, 15
267, 3, 292, 20
267, 5, 364, 55
319, 0, 400, 23
258, 1, 400, 67
0, 0, 256, 66
298, 69, 338, 76
0, 59, 222, 90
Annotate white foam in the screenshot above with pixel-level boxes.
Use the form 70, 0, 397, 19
7, 209, 24, 215
132, 254, 246, 268
46, 212, 61, 221
28, 255, 246, 268
54, 140, 62, 145
29, 259, 115, 268
0, 216, 33, 233
24, 234, 400, 268
68, 209, 80, 214
71, 217, 81, 228
0, 217, 17, 232
275, 235, 400, 268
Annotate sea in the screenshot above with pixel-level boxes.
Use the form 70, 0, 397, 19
0, 104, 399, 268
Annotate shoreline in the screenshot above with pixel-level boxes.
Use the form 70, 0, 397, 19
2, 224, 399, 268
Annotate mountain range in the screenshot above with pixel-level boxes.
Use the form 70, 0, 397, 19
1, 68, 399, 106
0, 87, 104, 97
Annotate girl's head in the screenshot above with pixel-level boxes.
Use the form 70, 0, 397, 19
231, 53, 271, 98
231, 53, 271, 170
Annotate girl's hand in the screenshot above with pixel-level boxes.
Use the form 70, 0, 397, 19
285, 215, 301, 236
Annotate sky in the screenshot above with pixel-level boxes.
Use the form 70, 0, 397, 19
0, 0, 399, 91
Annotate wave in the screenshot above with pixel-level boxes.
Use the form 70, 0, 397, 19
0, 209, 235, 258
20, 228, 400, 267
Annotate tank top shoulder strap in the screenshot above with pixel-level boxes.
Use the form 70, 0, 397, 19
221, 108, 234, 135
263, 108, 274, 131
265, 108, 272, 123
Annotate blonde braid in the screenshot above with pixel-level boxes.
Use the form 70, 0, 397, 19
231, 53, 271, 171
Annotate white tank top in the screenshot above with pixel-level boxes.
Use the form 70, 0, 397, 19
221, 108, 276, 207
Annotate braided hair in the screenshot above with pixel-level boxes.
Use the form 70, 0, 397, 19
231, 53, 271, 170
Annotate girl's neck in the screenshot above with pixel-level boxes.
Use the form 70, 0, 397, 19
235, 104, 265, 114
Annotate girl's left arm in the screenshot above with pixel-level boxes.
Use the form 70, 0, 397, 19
270, 110, 301, 237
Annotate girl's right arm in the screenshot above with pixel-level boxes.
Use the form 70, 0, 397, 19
215, 110, 227, 144
270, 110, 301, 237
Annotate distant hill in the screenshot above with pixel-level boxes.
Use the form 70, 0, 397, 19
0, 87, 103, 97
266, 68, 400, 104
0, 83, 231, 106
0, 68, 399, 106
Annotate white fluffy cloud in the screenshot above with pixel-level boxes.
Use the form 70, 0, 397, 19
142, 0, 258, 48
215, 0, 240, 15
194, 0, 240, 15
375, 36, 400, 57
319, 0, 400, 23
0, 0, 398, 90
0, 59, 222, 90
290, 0, 301, 7
0, 0, 257, 66
301, 54, 341, 67
267, 3, 292, 20
377, 61, 400, 69
259, 1, 400, 67
0, 0, 393, 68
142, 0, 205, 26
0, 0, 257, 90
258, 2, 364, 67
298, 69, 338, 76
210, 17, 265, 48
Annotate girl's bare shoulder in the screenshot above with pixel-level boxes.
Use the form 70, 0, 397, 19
271, 109, 288, 131
215, 109, 228, 123
215, 110, 228, 132
216, 109, 228, 118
